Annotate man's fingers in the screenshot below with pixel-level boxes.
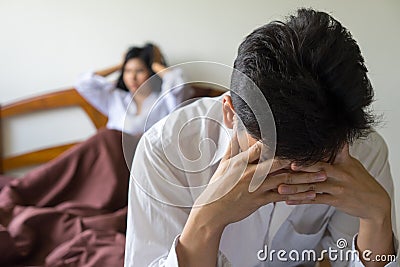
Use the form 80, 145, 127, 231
290, 162, 342, 180
256, 158, 292, 174
223, 134, 240, 160
278, 180, 345, 196
291, 162, 327, 172
260, 170, 327, 192
244, 141, 263, 163
262, 190, 317, 205
232, 141, 263, 164
247, 158, 291, 192
278, 183, 318, 194
285, 193, 336, 206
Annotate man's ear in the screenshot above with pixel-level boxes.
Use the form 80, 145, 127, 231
222, 95, 235, 129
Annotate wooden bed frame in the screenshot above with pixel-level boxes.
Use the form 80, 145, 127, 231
0, 84, 224, 174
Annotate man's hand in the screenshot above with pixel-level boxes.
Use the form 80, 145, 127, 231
277, 144, 391, 221
193, 135, 330, 228
177, 135, 328, 267
277, 145, 395, 267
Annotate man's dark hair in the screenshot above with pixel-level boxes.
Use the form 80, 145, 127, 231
231, 8, 375, 165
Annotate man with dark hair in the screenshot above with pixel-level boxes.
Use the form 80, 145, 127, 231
124, 9, 398, 267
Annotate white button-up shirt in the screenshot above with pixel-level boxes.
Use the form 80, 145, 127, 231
75, 68, 192, 135
125, 94, 398, 266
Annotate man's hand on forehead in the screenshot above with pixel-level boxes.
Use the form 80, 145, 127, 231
274, 145, 391, 223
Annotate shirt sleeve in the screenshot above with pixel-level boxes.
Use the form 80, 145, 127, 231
156, 235, 232, 267
124, 128, 230, 267
74, 72, 114, 115
124, 132, 191, 267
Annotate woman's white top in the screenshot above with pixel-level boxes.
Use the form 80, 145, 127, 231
75, 68, 192, 135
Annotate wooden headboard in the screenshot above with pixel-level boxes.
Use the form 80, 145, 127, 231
0, 84, 225, 174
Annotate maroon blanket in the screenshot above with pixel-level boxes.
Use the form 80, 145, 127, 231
0, 129, 139, 267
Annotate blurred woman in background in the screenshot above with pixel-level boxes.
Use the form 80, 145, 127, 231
0, 44, 197, 267
75, 43, 192, 135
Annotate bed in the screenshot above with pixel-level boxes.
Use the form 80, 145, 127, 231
0, 84, 225, 266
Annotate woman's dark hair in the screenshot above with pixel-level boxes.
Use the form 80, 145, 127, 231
116, 43, 166, 92
231, 8, 375, 165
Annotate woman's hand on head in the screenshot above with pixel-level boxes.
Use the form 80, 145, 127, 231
152, 45, 163, 64
151, 45, 168, 75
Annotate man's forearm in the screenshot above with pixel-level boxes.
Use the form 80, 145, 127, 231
356, 204, 395, 267
176, 209, 225, 267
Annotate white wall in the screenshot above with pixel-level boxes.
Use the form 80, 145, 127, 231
1, 0, 399, 236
